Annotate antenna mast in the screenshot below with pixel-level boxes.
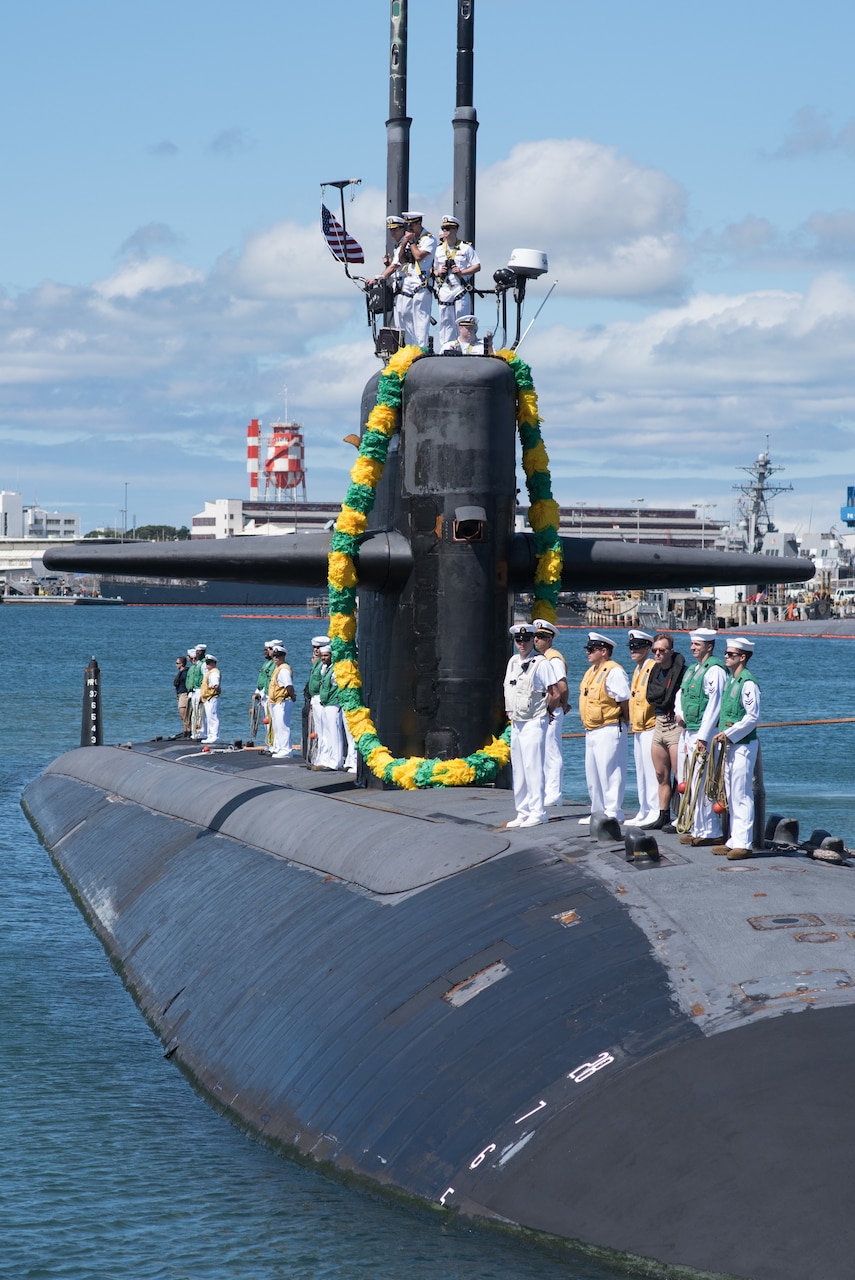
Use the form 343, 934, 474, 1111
733, 439, 793, 554
452, 0, 478, 243
386, 0, 410, 223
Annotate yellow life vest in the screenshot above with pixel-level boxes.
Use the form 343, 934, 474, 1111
267, 664, 293, 704
200, 668, 220, 701
630, 658, 657, 732
579, 660, 623, 730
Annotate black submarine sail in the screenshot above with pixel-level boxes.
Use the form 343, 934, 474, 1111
26, 6, 855, 1280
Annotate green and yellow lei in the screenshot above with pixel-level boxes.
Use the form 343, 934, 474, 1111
327, 345, 562, 789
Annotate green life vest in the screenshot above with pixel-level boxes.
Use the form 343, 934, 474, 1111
319, 664, 342, 707
307, 658, 324, 697
680, 655, 725, 732
184, 660, 204, 692
256, 658, 275, 694
718, 669, 759, 742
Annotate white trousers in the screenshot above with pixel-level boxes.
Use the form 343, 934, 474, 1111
201, 697, 219, 743
270, 699, 293, 757
309, 694, 322, 763
399, 287, 432, 347
316, 703, 344, 769
511, 716, 548, 822
724, 739, 758, 850
678, 729, 723, 838
631, 728, 658, 823
392, 292, 408, 334
190, 689, 205, 740
584, 724, 627, 821
342, 711, 357, 772
544, 711, 565, 806
438, 291, 468, 348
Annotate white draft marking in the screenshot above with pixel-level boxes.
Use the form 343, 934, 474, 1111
567, 1050, 614, 1083
515, 1099, 546, 1124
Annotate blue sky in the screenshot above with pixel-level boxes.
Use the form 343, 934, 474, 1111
2, 0, 854, 540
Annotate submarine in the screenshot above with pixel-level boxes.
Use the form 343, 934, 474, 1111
23, 6, 855, 1279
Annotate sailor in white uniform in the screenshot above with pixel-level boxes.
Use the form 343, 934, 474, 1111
503, 623, 561, 828
397, 211, 436, 348
268, 645, 296, 758
315, 646, 342, 769
200, 655, 221, 745
188, 643, 208, 740
433, 214, 480, 348
626, 629, 659, 825
441, 314, 485, 355
578, 632, 631, 823
365, 215, 408, 333
713, 638, 762, 859
532, 619, 569, 807
675, 627, 728, 844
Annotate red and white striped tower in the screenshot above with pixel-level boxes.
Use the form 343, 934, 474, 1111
246, 418, 261, 500
263, 421, 306, 502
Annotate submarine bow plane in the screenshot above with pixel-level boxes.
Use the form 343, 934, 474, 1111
27, 6, 855, 1280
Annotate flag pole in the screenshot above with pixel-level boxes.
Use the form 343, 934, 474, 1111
323, 178, 362, 280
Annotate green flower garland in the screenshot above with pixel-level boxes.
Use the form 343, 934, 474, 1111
326, 345, 562, 789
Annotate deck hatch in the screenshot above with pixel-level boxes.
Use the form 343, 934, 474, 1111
748, 913, 825, 931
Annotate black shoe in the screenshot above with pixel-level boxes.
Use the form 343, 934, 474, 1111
644, 811, 672, 830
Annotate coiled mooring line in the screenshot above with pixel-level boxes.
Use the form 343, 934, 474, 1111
705, 738, 729, 814
675, 745, 707, 835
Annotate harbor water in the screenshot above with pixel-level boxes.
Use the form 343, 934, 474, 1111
4, 605, 853, 1279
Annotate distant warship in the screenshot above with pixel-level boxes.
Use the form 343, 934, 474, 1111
25, 7, 855, 1280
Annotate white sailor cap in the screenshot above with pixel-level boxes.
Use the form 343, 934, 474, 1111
311, 634, 330, 647
319, 645, 332, 655
728, 636, 756, 652
509, 622, 537, 639
628, 629, 654, 644
586, 631, 615, 649
271, 645, 287, 656
690, 627, 718, 643
440, 214, 460, 227
401, 210, 423, 222
457, 314, 478, 327
386, 215, 406, 227
205, 654, 217, 663
532, 618, 557, 636
186, 648, 196, 658
195, 643, 207, 651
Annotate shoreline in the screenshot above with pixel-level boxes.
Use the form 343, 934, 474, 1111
557, 618, 855, 639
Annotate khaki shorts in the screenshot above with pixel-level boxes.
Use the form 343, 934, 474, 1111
652, 717, 682, 749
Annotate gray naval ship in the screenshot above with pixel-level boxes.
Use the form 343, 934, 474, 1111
22, 6, 855, 1279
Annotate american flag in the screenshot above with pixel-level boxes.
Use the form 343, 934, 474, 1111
321, 205, 364, 265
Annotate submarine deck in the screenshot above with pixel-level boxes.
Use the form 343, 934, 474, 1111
45, 735, 855, 1034
25, 738, 855, 1280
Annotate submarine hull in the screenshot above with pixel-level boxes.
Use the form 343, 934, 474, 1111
23, 744, 855, 1280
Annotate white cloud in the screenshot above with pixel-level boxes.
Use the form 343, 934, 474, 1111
221, 221, 353, 299
1, 139, 854, 529
330, 141, 690, 300
700, 208, 855, 271
95, 256, 205, 300
524, 273, 855, 504
475, 139, 689, 298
